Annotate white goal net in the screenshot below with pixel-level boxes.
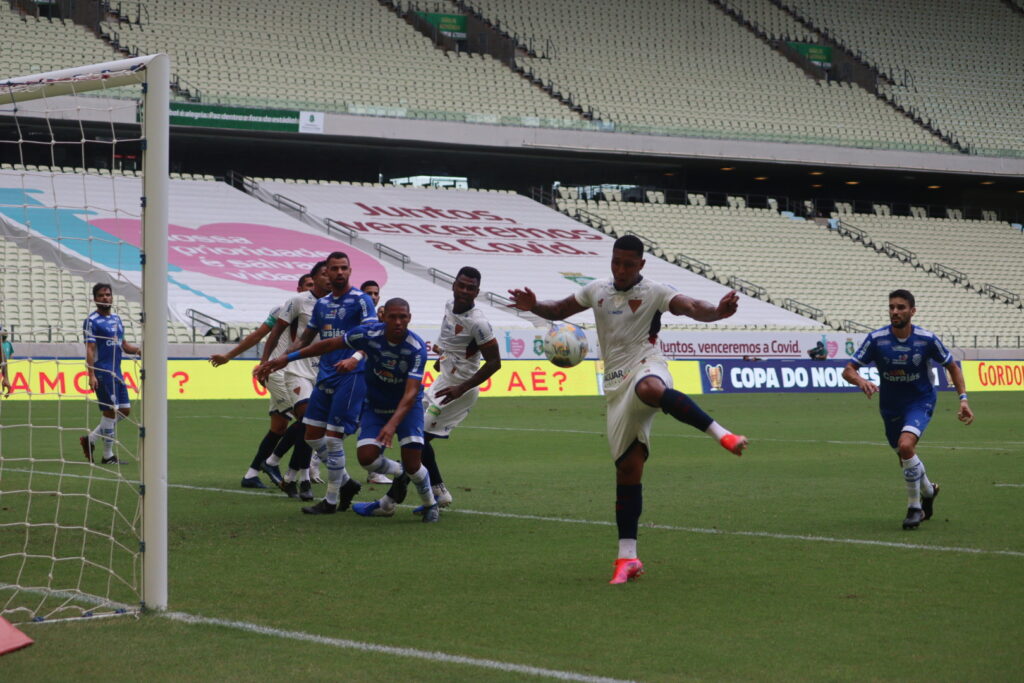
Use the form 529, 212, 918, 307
0, 55, 168, 623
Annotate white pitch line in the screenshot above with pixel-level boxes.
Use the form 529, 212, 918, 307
994, 483, 1024, 488
174, 415, 1024, 452
161, 611, 636, 683
6, 469, 1023, 558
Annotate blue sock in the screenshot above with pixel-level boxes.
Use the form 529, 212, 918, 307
616, 484, 643, 541
659, 389, 713, 431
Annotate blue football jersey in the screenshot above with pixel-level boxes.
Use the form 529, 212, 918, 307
344, 322, 427, 411
307, 287, 377, 386
83, 311, 124, 373
850, 325, 952, 408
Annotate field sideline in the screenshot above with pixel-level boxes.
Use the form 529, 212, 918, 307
1, 392, 1022, 681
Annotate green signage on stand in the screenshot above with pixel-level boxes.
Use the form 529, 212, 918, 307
787, 42, 833, 67
416, 12, 467, 38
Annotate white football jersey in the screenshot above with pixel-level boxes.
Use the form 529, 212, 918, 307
266, 304, 295, 360
278, 291, 319, 381
435, 300, 496, 384
575, 277, 677, 391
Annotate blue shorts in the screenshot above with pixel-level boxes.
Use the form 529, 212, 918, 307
880, 401, 934, 449
302, 372, 366, 435
94, 369, 130, 411
357, 403, 425, 450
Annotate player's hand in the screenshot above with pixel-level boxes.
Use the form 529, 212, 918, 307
716, 290, 740, 320
858, 380, 879, 399
334, 356, 359, 374
436, 384, 466, 405
209, 354, 229, 367
375, 424, 396, 448
958, 401, 974, 426
507, 286, 536, 312
1, 377, 10, 398
88, 372, 98, 393
255, 357, 286, 382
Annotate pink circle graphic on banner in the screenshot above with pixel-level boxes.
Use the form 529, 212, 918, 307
90, 218, 388, 291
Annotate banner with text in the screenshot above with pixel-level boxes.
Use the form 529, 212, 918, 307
0, 359, 706, 400
961, 360, 1024, 391
699, 359, 951, 394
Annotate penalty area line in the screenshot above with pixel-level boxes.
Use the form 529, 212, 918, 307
161, 611, 636, 683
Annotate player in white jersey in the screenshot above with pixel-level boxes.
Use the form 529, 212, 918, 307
417, 266, 501, 510
259, 261, 331, 499
509, 235, 748, 584
209, 273, 314, 489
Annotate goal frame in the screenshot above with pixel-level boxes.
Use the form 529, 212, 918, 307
1, 54, 169, 611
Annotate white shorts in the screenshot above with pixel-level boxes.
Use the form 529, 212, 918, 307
265, 370, 293, 416
422, 374, 479, 439
285, 370, 314, 407
604, 360, 673, 462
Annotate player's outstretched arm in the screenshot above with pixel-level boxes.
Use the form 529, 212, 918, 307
376, 377, 423, 448
210, 322, 272, 366
255, 336, 346, 381
944, 360, 974, 425
842, 362, 878, 399
507, 287, 587, 321
669, 290, 739, 322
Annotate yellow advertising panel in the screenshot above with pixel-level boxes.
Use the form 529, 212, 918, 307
1, 359, 704, 400
961, 360, 1024, 392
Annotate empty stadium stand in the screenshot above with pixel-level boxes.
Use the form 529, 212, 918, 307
780, 0, 1024, 156
98, 0, 579, 124
558, 194, 1024, 347
464, 0, 952, 151
0, 8, 118, 80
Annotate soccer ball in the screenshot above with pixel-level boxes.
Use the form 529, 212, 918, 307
543, 323, 589, 368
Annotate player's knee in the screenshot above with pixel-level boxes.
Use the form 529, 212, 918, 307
356, 444, 380, 467
634, 377, 665, 406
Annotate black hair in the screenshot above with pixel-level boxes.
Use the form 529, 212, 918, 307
383, 297, 410, 312
309, 260, 327, 277
456, 266, 482, 284
613, 234, 644, 257
326, 251, 349, 263
92, 282, 112, 298
889, 289, 915, 308
360, 280, 379, 291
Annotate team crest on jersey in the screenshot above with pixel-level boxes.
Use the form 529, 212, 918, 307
912, 353, 922, 366
628, 299, 642, 313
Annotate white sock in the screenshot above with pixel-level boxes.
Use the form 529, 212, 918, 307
918, 458, 934, 498
323, 436, 349, 505
618, 539, 638, 560
902, 455, 923, 508
244, 467, 260, 479
407, 465, 436, 507
299, 468, 310, 483
284, 469, 297, 483
705, 421, 729, 441
365, 455, 403, 476
265, 454, 282, 467
99, 416, 116, 459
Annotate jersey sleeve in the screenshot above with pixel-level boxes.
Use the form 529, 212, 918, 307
83, 317, 96, 344
655, 282, 679, 313
408, 339, 428, 380
279, 295, 302, 325
343, 325, 368, 351
850, 335, 875, 367
359, 293, 377, 324
929, 334, 953, 365
471, 312, 495, 347
263, 306, 279, 328
574, 280, 600, 309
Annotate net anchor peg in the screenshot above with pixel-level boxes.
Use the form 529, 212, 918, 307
139, 426, 146, 439
139, 484, 146, 496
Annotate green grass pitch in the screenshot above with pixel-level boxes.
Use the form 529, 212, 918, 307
1, 392, 1022, 681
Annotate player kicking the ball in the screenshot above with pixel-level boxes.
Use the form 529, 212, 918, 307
508, 235, 749, 584
842, 289, 973, 530
258, 298, 439, 522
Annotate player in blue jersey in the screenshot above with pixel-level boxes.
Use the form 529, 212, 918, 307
842, 289, 974, 530
0, 324, 11, 398
268, 251, 377, 514
80, 283, 140, 465
257, 298, 440, 522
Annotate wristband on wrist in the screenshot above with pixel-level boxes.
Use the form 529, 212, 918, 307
286, 351, 302, 363
959, 393, 968, 401
352, 350, 365, 361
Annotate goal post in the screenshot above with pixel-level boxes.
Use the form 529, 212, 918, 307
0, 54, 169, 618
